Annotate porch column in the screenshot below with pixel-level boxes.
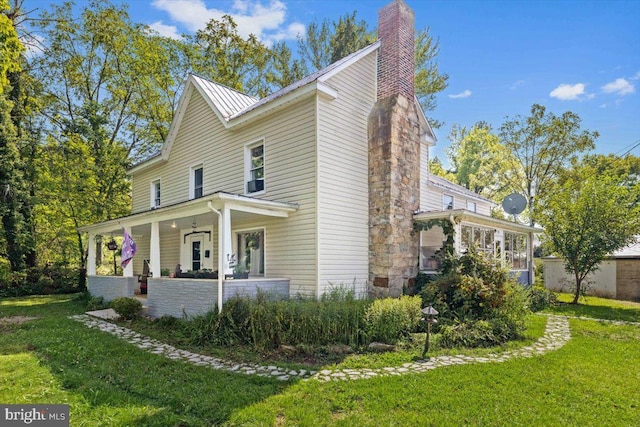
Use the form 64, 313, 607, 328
222, 206, 233, 276
87, 232, 96, 276
528, 231, 535, 285
123, 226, 134, 277
150, 221, 161, 277
451, 219, 461, 255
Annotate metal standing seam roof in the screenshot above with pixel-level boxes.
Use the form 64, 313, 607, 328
190, 74, 259, 119
228, 42, 380, 120
613, 238, 640, 257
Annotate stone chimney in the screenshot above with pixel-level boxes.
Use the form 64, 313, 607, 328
368, 0, 421, 297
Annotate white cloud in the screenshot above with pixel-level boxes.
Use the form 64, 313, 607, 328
150, 0, 304, 44
148, 21, 182, 39
448, 89, 472, 99
21, 33, 46, 58
601, 78, 635, 96
509, 80, 526, 90
631, 71, 640, 81
549, 83, 587, 101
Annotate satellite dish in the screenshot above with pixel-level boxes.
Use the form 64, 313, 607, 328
502, 193, 527, 216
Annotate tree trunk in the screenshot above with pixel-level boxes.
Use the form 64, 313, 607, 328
572, 274, 582, 304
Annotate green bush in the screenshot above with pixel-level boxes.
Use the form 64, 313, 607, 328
421, 247, 531, 348
75, 292, 109, 311
111, 297, 142, 320
185, 291, 370, 352
439, 320, 495, 348
364, 295, 422, 344
529, 285, 557, 312
0, 266, 84, 298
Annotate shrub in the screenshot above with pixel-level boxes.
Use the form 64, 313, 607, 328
0, 266, 84, 298
364, 296, 422, 344
76, 292, 109, 311
111, 297, 142, 320
420, 247, 531, 348
529, 285, 557, 312
439, 320, 495, 348
185, 292, 370, 352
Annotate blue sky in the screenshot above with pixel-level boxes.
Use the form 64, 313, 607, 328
36, 0, 640, 162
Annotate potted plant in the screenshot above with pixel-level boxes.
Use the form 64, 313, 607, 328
233, 263, 249, 279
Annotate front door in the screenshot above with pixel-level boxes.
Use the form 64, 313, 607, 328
190, 235, 203, 271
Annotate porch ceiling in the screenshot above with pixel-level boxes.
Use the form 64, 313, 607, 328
78, 191, 299, 235
414, 209, 542, 234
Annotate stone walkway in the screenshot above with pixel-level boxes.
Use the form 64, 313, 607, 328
71, 314, 571, 382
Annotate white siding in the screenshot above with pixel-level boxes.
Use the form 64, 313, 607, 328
130, 90, 318, 296
544, 258, 617, 298
420, 141, 431, 211
421, 182, 493, 216
316, 51, 377, 295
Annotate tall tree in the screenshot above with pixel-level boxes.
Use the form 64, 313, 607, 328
190, 15, 304, 98
499, 104, 598, 225
297, 11, 448, 123
540, 167, 640, 304
0, 0, 37, 271
445, 122, 519, 201
33, 0, 155, 268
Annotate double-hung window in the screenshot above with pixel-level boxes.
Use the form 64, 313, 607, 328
191, 165, 203, 199
151, 180, 161, 208
467, 201, 476, 212
246, 142, 265, 194
443, 194, 454, 210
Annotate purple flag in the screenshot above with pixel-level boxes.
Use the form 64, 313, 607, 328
121, 228, 137, 268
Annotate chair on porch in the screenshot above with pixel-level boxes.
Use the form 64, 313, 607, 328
138, 259, 150, 295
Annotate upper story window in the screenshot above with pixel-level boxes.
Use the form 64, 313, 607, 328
443, 194, 454, 210
467, 201, 477, 212
246, 142, 265, 194
151, 180, 161, 208
191, 164, 203, 199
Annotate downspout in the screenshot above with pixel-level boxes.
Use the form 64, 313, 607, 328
208, 202, 224, 313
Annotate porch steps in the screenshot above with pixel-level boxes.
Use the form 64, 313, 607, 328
134, 296, 149, 317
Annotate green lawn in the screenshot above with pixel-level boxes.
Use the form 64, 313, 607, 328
1, 294, 639, 426
545, 292, 640, 322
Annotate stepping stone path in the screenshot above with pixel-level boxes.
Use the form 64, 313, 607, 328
71, 314, 571, 382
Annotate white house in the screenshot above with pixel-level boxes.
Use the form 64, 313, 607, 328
80, 0, 539, 317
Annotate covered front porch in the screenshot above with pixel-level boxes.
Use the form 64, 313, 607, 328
78, 192, 298, 316
414, 209, 541, 284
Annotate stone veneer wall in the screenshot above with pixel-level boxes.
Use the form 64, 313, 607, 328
368, 95, 421, 297
88, 276, 136, 302
616, 259, 640, 301
368, 0, 420, 298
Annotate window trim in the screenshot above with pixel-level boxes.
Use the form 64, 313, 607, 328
504, 231, 528, 271
233, 226, 266, 276
150, 178, 161, 209
467, 201, 477, 213
244, 139, 265, 195
189, 163, 204, 200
